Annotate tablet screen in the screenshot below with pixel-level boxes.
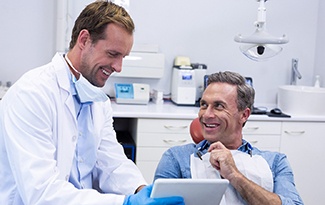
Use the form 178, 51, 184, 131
150, 178, 229, 205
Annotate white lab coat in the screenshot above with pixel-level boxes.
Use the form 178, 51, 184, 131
0, 53, 147, 205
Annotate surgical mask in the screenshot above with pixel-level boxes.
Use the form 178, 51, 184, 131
65, 54, 108, 103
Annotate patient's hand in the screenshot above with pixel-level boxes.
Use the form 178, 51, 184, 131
208, 141, 241, 181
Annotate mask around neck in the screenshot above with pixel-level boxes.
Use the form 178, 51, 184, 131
65, 54, 108, 103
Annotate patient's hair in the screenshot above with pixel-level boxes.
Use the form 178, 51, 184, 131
207, 71, 255, 111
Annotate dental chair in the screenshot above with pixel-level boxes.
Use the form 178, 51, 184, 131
189, 117, 204, 144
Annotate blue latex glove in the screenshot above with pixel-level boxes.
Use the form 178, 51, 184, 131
123, 184, 184, 205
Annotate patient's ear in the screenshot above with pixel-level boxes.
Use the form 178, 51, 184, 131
241, 108, 251, 126
244, 107, 251, 118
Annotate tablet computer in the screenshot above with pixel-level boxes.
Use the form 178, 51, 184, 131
150, 178, 229, 205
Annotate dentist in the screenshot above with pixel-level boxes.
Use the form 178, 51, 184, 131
0, 1, 183, 205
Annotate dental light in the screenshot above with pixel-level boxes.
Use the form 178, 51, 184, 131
234, 0, 289, 61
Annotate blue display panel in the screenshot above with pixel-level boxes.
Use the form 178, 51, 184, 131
115, 83, 134, 99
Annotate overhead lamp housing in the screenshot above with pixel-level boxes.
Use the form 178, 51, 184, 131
234, 0, 289, 61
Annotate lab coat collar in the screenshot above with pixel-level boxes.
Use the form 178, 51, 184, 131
52, 53, 77, 119
54, 53, 73, 94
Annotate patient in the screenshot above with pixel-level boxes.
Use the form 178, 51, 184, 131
154, 71, 303, 205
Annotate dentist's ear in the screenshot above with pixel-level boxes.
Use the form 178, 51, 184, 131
77, 29, 91, 50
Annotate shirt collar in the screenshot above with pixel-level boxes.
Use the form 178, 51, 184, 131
196, 139, 253, 155
238, 139, 253, 156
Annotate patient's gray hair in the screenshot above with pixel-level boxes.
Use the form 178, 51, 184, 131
207, 71, 255, 111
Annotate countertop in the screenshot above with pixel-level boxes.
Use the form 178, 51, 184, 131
111, 100, 325, 122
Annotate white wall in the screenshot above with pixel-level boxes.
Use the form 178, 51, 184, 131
0, 0, 56, 83
314, 0, 325, 86
0, 0, 322, 106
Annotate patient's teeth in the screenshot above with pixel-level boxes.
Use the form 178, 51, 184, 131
206, 124, 216, 128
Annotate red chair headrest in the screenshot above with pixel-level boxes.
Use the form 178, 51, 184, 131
189, 117, 204, 144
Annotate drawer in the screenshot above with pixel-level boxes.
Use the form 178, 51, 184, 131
243, 121, 281, 135
138, 118, 192, 134
244, 135, 281, 151
137, 133, 193, 147
136, 147, 169, 161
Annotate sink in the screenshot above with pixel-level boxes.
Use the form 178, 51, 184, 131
277, 85, 325, 116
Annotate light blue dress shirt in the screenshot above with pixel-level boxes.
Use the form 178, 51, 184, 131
69, 82, 97, 189
154, 139, 304, 205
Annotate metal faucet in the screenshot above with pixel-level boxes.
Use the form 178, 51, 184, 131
291, 58, 302, 85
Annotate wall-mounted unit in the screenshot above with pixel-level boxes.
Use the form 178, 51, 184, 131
112, 51, 165, 78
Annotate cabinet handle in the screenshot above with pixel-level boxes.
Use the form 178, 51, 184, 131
284, 130, 305, 135
243, 127, 259, 132
163, 139, 187, 144
249, 140, 258, 144
164, 125, 188, 130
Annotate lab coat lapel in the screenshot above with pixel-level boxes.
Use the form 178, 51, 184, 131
52, 53, 78, 180
55, 53, 77, 122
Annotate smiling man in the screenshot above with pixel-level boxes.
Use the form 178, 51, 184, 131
0, 1, 184, 205
154, 71, 304, 205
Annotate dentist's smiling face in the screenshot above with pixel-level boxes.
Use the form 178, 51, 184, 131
78, 23, 133, 87
198, 82, 246, 149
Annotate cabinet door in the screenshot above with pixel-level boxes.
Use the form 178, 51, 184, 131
243, 121, 281, 151
280, 122, 325, 205
137, 118, 192, 134
137, 133, 192, 147
244, 135, 280, 152
137, 118, 193, 182
243, 121, 282, 135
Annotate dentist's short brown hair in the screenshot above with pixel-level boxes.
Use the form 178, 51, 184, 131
69, 0, 134, 50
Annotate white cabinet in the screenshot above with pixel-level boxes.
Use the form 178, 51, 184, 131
136, 118, 193, 183
243, 121, 281, 151
280, 122, 325, 205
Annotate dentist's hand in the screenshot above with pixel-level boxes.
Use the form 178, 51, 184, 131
123, 184, 184, 205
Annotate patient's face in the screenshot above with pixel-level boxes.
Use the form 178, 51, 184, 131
198, 82, 246, 149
